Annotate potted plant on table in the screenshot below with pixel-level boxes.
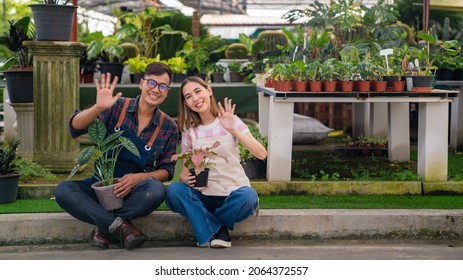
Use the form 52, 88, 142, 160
124, 55, 160, 83
207, 63, 226, 83
320, 58, 338, 92
68, 119, 140, 211
86, 32, 127, 83
0, 17, 35, 103
289, 60, 307, 92
29, 0, 77, 41
171, 141, 227, 188
307, 60, 322, 92
167, 56, 188, 83
0, 139, 21, 204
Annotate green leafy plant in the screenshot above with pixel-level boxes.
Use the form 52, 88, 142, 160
124, 55, 161, 74
171, 141, 227, 175
15, 158, 56, 183
320, 58, 338, 81
239, 126, 268, 164
166, 56, 188, 75
86, 32, 126, 63
289, 60, 307, 81
0, 17, 35, 70
68, 119, 140, 186
176, 34, 227, 74
306, 60, 322, 81
207, 63, 226, 74
0, 138, 21, 175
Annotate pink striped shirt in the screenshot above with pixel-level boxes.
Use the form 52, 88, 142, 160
181, 116, 249, 152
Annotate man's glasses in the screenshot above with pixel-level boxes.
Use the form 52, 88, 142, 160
144, 79, 170, 93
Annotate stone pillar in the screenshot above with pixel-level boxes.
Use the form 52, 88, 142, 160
9, 103, 34, 160
25, 41, 85, 173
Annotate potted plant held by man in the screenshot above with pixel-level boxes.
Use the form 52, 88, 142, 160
68, 119, 140, 211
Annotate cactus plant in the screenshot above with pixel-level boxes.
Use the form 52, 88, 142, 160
225, 43, 249, 59
256, 30, 289, 57
120, 42, 140, 59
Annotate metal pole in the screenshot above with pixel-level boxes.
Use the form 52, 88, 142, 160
197, 0, 201, 17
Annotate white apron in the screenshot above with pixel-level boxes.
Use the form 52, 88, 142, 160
189, 128, 250, 196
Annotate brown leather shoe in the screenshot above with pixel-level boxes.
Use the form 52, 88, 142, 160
115, 221, 146, 250
89, 227, 109, 249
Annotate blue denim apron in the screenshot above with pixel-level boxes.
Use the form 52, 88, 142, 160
84, 98, 165, 184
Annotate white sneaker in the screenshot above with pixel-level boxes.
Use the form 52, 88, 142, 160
210, 226, 231, 248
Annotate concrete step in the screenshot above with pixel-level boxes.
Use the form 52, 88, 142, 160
1, 209, 462, 246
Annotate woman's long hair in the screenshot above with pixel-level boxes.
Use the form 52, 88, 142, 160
178, 76, 220, 132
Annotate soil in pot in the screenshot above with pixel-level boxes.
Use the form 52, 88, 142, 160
91, 180, 123, 211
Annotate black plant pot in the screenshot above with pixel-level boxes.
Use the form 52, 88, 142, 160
211, 72, 225, 83
173, 73, 188, 83
3, 70, 34, 103
382, 75, 398, 90
412, 76, 433, 89
436, 68, 454, 81
0, 172, 21, 204
29, 4, 77, 41
99, 62, 124, 84
189, 168, 210, 188
130, 73, 144, 84
242, 159, 266, 179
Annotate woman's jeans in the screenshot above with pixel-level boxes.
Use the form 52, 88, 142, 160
54, 178, 166, 235
166, 183, 258, 245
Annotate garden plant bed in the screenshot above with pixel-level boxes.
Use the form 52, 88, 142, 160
334, 146, 388, 157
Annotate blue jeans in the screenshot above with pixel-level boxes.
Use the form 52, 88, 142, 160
166, 183, 258, 245
54, 178, 166, 235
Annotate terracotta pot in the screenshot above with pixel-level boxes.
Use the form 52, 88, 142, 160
323, 81, 337, 92
292, 81, 307, 92
275, 80, 292, 91
392, 80, 405, 92
372, 81, 387, 92
357, 81, 371, 92
309, 81, 322, 92
340, 81, 354, 92
265, 78, 275, 88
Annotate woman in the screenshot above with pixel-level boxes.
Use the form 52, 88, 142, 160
166, 76, 267, 248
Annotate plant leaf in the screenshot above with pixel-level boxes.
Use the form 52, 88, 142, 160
88, 119, 107, 146
119, 137, 140, 158
102, 130, 124, 146
77, 146, 95, 165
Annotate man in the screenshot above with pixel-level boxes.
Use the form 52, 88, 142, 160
54, 62, 178, 250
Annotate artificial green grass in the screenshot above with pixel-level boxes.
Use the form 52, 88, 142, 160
1, 195, 463, 214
